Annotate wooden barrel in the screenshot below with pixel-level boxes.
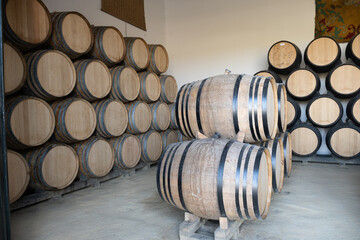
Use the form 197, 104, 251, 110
289, 122, 322, 157
149, 101, 170, 131
124, 37, 150, 71
159, 75, 178, 103
138, 71, 161, 102
304, 36, 341, 73
6, 96, 55, 149
277, 132, 292, 177
169, 103, 178, 129
73, 59, 111, 101
306, 94, 343, 128
254, 70, 282, 84
277, 84, 287, 133
7, 150, 30, 204
51, 98, 96, 143
126, 101, 151, 134
90, 26, 125, 66
110, 134, 141, 169
176, 74, 278, 143
4, 42, 26, 95
73, 137, 114, 178
178, 131, 191, 142
267, 40, 302, 75
157, 138, 272, 220
325, 63, 360, 99
137, 130, 163, 163
286, 97, 301, 128
49, 11, 93, 59
346, 95, 360, 126
26, 143, 79, 190
346, 33, 360, 66
148, 44, 169, 74
26, 50, 76, 100
326, 122, 360, 159
286, 68, 320, 101
160, 129, 178, 148
109, 66, 140, 102
92, 99, 128, 138
259, 138, 284, 192
4, 0, 52, 51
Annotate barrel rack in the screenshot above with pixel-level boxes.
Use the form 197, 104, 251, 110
293, 155, 360, 166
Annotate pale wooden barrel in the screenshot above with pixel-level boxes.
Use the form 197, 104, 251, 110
4, 42, 26, 95
289, 122, 322, 157
159, 75, 178, 103
325, 63, 360, 98
160, 129, 178, 148
277, 132, 292, 177
326, 122, 360, 159
126, 101, 151, 134
73, 59, 112, 101
4, 0, 52, 51
138, 71, 161, 102
110, 134, 141, 169
137, 130, 163, 163
157, 138, 272, 220
346, 33, 360, 66
176, 74, 278, 143
267, 41, 302, 75
26, 50, 76, 100
92, 99, 128, 138
26, 143, 79, 190
49, 11, 93, 59
124, 37, 150, 71
7, 150, 30, 204
178, 131, 191, 142
149, 101, 170, 131
347, 95, 360, 126
51, 98, 96, 143
286, 68, 320, 101
304, 36, 341, 73
306, 94, 343, 128
286, 97, 301, 128
148, 44, 169, 74
255, 70, 282, 84
259, 138, 284, 192
169, 103, 178, 129
6, 96, 55, 150
90, 26, 125, 66
277, 84, 287, 133
73, 137, 114, 178
110, 66, 140, 102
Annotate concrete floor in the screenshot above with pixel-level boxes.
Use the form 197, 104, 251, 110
11, 162, 360, 240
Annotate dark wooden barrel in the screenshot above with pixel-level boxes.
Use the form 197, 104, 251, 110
124, 37, 150, 71
49, 11, 93, 59
289, 122, 322, 157
148, 44, 169, 74
306, 94, 343, 128
277, 84, 287, 133
4, 42, 26, 95
150, 101, 170, 131
160, 129, 178, 148
286, 68, 320, 101
110, 134, 141, 169
157, 138, 272, 220
277, 132, 292, 177
346, 33, 360, 66
325, 63, 360, 99
137, 130, 163, 163
109, 66, 140, 102
254, 70, 283, 84
138, 71, 161, 102
159, 75, 178, 103
286, 97, 301, 128
304, 36, 341, 73
169, 103, 178, 129
346, 95, 360, 126
267, 40, 302, 75
125, 101, 151, 134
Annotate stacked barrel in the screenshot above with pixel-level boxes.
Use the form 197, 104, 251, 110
256, 35, 360, 160
3, 0, 178, 204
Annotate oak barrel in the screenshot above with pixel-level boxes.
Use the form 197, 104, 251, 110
286, 68, 320, 101
49, 11, 93, 59
160, 129, 178, 148
124, 37, 150, 71
176, 74, 278, 142
26, 50, 76, 100
254, 70, 282, 84
286, 97, 301, 128
277, 132, 292, 177
4, 42, 26, 95
289, 122, 322, 157
304, 36, 341, 73
110, 134, 141, 169
26, 143, 79, 190
346, 95, 360, 126
346, 33, 360, 66
148, 44, 169, 74
178, 131, 191, 142
325, 63, 360, 99
277, 84, 287, 133
4, 0, 52, 50
109, 66, 140, 102
159, 75, 178, 103
169, 103, 178, 129
138, 71, 161, 102
51, 98, 96, 143
150, 101, 170, 131
73, 137, 114, 178
137, 130, 163, 163
7, 150, 30, 204
157, 138, 272, 220
6, 96, 55, 149
126, 101, 151, 134
267, 41, 302, 75
306, 94, 343, 128
90, 26, 125, 66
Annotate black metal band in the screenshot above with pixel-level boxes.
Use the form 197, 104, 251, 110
277, 85, 283, 133
175, 85, 186, 136
196, 78, 208, 134
271, 138, 279, 192
235, 146, 247, 219
248, 77, 258, 141
283, 133, 288, 177
262, 78, 271, 139
180, 84, 192, 137
156, 143, 170, 202
161, 144, 177, 204
252, 147, 265, 219
167, 144, 182, 206
242, 145, 255, 219
232, 75, 243, 134
185, 83, 195, 138
253, 77, 262, 141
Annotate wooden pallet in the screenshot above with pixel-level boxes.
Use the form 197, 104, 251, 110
293, 155, 360, 166
10, 162, 157, 211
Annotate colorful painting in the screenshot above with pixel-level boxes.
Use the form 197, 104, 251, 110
315, 0, 360, 43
